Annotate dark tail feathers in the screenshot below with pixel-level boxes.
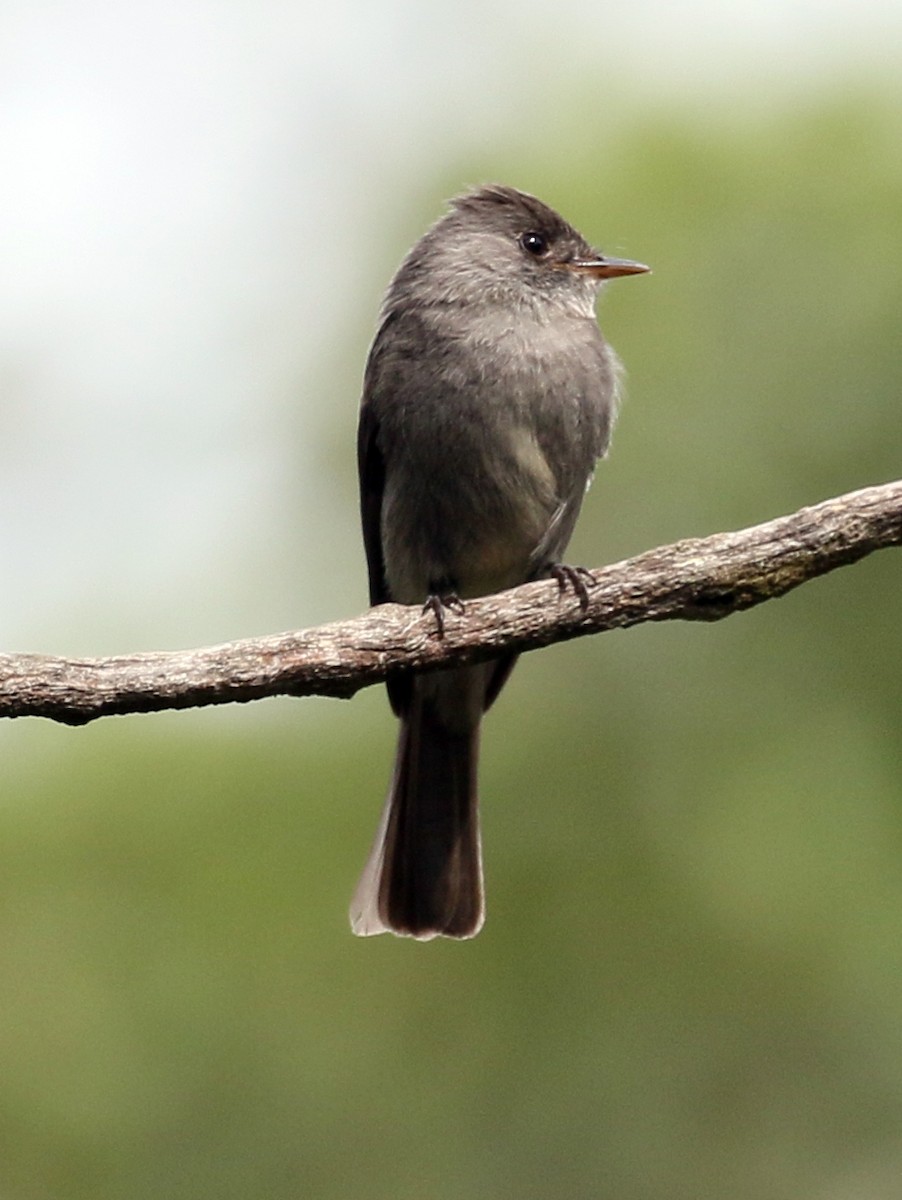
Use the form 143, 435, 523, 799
350, 697, 483, 940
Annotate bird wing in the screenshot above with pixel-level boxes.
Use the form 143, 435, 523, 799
357, 399, 389, 607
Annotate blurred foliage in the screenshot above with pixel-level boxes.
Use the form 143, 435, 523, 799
2, 89, 902, 1199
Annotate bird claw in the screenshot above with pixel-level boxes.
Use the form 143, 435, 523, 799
422, 591, 465, 637
549, 563, 594, 611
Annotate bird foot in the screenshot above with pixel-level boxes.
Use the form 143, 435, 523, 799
549, 564, 595, 611
422, 591, 465, 637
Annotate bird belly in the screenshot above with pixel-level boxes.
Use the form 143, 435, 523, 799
382, 423, 561, 603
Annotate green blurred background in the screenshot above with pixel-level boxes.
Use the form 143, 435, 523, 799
2, 4, 902, 1198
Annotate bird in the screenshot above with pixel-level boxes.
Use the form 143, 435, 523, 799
350, 184, 648, 940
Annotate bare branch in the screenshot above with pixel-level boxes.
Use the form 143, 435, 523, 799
2, 480, 900, 726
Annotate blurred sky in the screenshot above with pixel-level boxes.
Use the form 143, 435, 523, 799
2, 0, 900, 653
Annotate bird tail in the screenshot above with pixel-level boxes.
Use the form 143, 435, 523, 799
350, 675, 484, 940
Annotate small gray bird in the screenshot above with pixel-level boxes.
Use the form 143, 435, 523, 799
350, 184, 648, 940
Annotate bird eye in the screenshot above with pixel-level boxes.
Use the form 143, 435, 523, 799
520, 231, 549, 257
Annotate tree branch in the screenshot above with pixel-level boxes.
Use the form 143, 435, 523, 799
2, 480, 900, 727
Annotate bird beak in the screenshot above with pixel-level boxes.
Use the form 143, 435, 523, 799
565, 255, 651, 279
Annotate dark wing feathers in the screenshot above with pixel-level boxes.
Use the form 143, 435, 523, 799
357, 401, 389, 608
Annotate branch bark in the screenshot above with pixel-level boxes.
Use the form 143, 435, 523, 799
2, 480, 900, 727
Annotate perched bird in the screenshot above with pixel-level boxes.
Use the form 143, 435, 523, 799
350, 184, 648, 940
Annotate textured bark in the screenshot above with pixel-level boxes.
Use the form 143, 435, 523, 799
2, 480, 900, 726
